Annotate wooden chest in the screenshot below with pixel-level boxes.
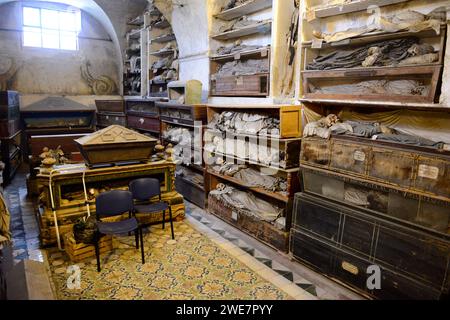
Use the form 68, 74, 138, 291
301, 168, 450, 234
158, 102, 207, 126
211, 73, 269, 97
208, 194, 289, 252
126, 98, 160, 117
95, 100, 125, 114
291, 192, 450, 299
301, 136, 450, 202
97, 113, 127, 127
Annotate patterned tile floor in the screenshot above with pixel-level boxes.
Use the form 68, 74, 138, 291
4, 167, 363, 300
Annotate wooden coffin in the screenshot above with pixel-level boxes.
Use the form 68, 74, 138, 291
302, 168, 450, 234
74, 125, 157, 166
300, 136, 450, 202
211, 73, 269, 97
127, 115, 160, 134
208, 193, 289, 252
96, 113, 127, 127
20, 97, 96, 134
95, 100, 125, 114
291, 192, 450, 299
126, 98, 160, 117
158, 102, 207, 126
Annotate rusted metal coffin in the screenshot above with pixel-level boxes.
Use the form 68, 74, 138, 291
75, 125, 157, 166
300, 136, 450, 202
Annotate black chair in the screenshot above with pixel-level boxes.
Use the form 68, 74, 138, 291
94, 190, 145, 272
129, 178, 174, 240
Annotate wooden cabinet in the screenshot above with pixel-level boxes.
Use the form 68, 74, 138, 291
291, 192, 450, 300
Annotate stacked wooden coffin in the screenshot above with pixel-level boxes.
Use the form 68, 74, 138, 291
292, 135, 450, 300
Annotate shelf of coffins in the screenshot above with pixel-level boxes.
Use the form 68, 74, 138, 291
300, 24, 447, 104
300, 135, 450, 204
210, 46, 271, 97
35, 161, 185, 247
150, 33, 176, 44
214, 0, 273, 21
204, 103, 302, 252
300, 99, 450, 112
306, 0, 411, 19
147, 6, 179, 98
206, 168, 294, 203
212, 20, 272, 41
206, 166, 295, 252
127, 14, 145, 26
158, 101, 207, 208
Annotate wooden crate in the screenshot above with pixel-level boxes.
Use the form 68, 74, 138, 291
64, 232, 113, 262
300, 136, 450, 202
126, 98, 160, 117
208, 194, 289, 252
97, 113, 127, 127
95, 100, 125, 113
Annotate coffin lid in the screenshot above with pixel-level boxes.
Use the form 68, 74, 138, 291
22, 96, 95, 112
75, 125, 157, 146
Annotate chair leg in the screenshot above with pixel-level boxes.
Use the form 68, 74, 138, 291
162, 210, 165, 230
135, 229, 139, 250
94, 233, 101, 272
169, 206, 174, 240
139, 228, 145, 264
